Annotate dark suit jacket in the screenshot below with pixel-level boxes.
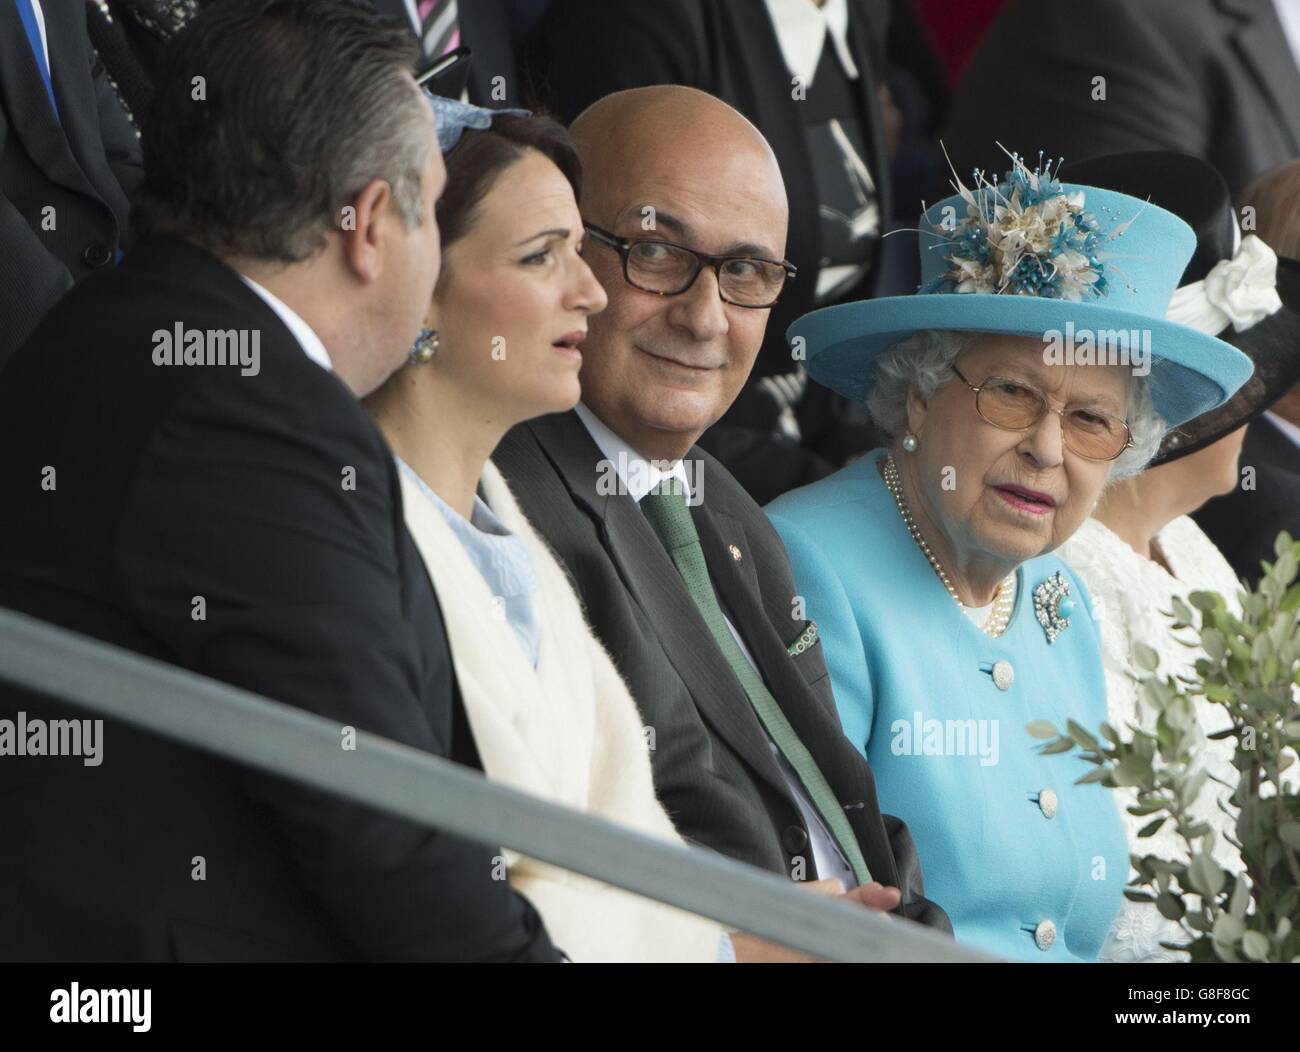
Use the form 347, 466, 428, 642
0, 235, 559, 962
941, 0, 1300, 195
1195, 417, 1300, 585
522, 0, 894, 499
0, 0, 143, 368
494, 411, 949, 930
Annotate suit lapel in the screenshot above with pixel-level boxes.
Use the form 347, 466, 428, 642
1219, 0, 1300, 154
0, 4, 99, 202
697, 490, 900, 881
698, 509, 770, 661
699, 505, 836, 746
524, 413, 793, 798
47, 0, 120, 199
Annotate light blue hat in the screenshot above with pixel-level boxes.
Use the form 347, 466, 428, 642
792, 157, 1255, 428
424, 92, 530, 154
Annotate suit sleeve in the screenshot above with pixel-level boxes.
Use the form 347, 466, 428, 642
941, 0, 1206, 175
113, 378, 560, 962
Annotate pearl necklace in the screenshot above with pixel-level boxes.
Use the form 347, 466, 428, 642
882, 455, 1015, 638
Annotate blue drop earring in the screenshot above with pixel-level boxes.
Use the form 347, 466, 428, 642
410, 328, 439, 364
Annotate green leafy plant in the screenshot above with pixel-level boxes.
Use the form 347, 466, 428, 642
1031, 532, 1300, 962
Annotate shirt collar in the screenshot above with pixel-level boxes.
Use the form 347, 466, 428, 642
238, 274, 334, 372
573, 402, 694, 503
763, 0, 858, 86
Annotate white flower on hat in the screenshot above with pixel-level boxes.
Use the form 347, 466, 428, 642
1167, 233, 1283, 335
1202, 234, 1283, 332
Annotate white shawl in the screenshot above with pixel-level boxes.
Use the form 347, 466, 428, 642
400, 459, 721, 962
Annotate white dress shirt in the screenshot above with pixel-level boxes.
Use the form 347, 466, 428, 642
28, 0, 51, 71
574, 403, 856, 888
238, 275, 333, 372
1273, 0, 1300, 71
763, 0, 859, 85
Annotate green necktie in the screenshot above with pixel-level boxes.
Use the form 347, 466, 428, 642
640, 479, 871, 885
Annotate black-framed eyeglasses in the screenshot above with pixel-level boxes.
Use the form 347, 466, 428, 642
951, 364, 1134, 462
583, 223, 796, 309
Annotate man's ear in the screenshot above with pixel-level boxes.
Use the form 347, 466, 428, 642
340, 178, 393, 284
904, 381, 929, 439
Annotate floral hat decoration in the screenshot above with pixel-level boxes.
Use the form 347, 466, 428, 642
791, 147, 1255, 429
923, 154, 1114, 301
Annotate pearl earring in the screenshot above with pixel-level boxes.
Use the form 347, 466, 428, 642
410, 328, 439, 364
901, 432, 919, 453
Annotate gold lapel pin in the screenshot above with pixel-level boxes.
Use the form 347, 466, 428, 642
729, 544, 742, 561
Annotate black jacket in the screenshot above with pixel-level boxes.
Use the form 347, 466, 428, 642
1195, 417, 1300, 585
941, 0, 1300, 195
0, 0, 142, 367
0, 235, 559, 962
494, 411, 950, 931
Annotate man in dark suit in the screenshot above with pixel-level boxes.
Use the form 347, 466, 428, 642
0, 0, 144, 367
0, 0, 558, 962
495, 86, 948, 937
941, 0, 1300, 195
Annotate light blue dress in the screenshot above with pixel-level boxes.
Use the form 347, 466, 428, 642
766, 449, 1127, 962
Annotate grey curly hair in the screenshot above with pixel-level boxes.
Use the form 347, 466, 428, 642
865, 330, 1166, 479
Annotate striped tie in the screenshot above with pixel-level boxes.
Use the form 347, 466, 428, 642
417, 0, 460, 59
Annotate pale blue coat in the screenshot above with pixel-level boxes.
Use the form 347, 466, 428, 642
766, 450, 1127, 962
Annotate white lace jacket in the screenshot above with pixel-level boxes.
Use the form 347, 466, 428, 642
1059, 516, 1245, 963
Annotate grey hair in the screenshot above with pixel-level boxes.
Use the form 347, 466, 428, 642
865, 329, 1166, 479
134, 2, 433, 263
331, 80, 434, 243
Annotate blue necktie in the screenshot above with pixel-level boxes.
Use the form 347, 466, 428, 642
15, 0, 60, 122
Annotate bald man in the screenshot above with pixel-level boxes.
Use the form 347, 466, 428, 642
495, 87, 949, 934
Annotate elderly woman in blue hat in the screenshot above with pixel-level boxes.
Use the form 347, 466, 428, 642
765, 154, 1254, 962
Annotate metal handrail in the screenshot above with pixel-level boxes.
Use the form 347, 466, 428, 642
0, 607, 991, 963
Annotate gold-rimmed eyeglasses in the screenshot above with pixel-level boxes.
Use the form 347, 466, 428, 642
950, 364, 1134, 462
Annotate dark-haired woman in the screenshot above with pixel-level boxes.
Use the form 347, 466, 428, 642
365, 105, 725, 961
